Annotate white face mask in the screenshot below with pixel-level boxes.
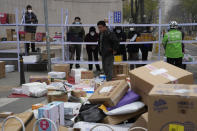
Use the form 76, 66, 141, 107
28, 10, 32, 13
116, 30, 121, 34
90, 32, 95, 36
130, 28, 134, 31
75, 22, 80, 24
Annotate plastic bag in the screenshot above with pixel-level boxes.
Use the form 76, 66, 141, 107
107, 90, 140, 111
76, 104, 106, 123
105, 102, 145, 116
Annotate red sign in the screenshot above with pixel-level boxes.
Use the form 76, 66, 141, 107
40, 120, 49, 130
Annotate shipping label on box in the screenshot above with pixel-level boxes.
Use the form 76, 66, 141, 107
89, 80, 129, 107
81, 71, 94, 79
130, 61, 194, 105
149, 84, 197, 131
38, 101, 64, 131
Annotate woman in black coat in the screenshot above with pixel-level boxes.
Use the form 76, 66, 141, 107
84, 27, 101, 71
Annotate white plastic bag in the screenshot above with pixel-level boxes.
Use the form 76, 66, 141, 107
22, 82, 47, 97
48, 72, 66, 79
105, 102, 145, 116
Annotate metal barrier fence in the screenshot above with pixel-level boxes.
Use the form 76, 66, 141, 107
0, 8, 197, 72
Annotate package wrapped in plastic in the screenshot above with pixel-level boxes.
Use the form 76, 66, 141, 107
22, 82, 47, 97
48, 72, 66, 79
74, 122, 130, 131
105, 102, 145, 116
11, 88, 23, 94
47, 82, 65, 91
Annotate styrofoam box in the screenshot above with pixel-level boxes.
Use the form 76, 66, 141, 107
23, 55, 40, 63
71, 68, 87, 78
48, 72, 66, 79
5, 65, 15, 73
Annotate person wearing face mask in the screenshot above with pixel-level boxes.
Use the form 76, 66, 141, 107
67, 17, 85, 69
127, 27, 140, 69
24, 5, 38, 54
84, 27, 101, 71
114, 26, 127, 61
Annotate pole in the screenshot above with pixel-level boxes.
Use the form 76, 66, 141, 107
43, 0, 51, 71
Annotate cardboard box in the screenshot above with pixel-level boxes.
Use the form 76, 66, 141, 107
0, 61, 5, 78
53, 64, 70, 79
102, 108, 146, 125
130, 61, 194, 104
42, 52, 55, 61
0, 112, 36, 131
89, 80, 129, 107
149, 84, 197, 131
29, 75, 50, 85
47, 91, 68, 103
81, 71, 94, 79
38, 101, 64, 131
25, 33, 35, 41
0, 112, 14, 118
130, 113, 148, 131
6, 29, 15, 41
12, 31, 17, 41
113, 63, 129, 77
8, 14, 15, 24
71, 90, 87, 98
116, 74, 127, 80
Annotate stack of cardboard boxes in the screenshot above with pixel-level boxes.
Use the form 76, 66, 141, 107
0, 61, 5, 79
6, 29, 16, 41
129, 61, 194, 105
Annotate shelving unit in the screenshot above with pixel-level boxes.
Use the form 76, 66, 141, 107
0, 8, 197, 72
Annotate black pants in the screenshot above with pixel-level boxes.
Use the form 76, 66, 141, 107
117, 45, 127, 61
86, 46, 100, 71
139, 46, 148, 61
102, 55, 114, 81
69, 45, 81, 69
25, 43, 36, 54
167, 57, 183, 68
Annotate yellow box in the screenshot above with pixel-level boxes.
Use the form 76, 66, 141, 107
114, 55, 123, 62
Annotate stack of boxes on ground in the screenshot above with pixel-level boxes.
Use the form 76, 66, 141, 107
1, 61, 197, 131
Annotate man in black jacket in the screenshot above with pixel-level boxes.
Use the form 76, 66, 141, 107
24, 5, 38, 54
114, 26, 127, 61
97, 21, 119, 81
